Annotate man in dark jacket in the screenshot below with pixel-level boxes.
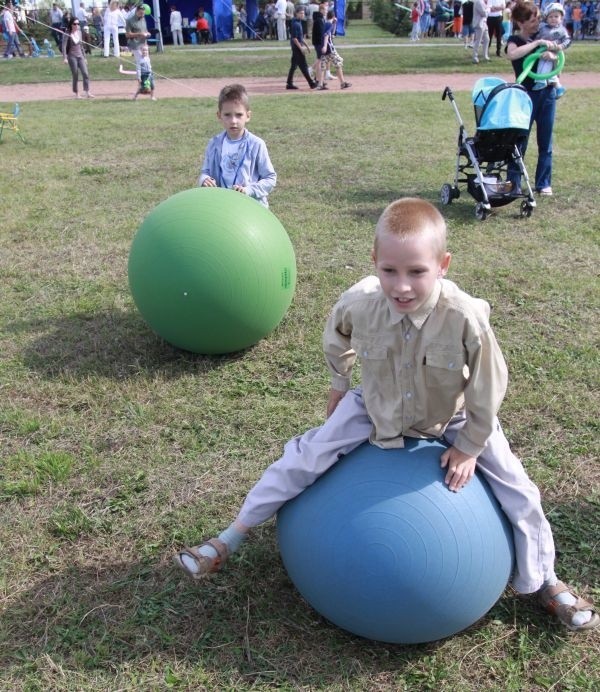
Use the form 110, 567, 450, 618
286, 8, 317, 90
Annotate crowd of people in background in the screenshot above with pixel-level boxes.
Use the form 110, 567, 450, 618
405, 0, 600, 44
3, 0, 599, 58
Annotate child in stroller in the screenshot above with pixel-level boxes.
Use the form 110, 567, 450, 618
440, 77, 536, 220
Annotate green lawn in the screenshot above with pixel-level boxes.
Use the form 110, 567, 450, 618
0, 33, 599, 691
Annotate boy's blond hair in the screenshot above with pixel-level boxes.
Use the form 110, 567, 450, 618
374, 198, 447, 259
218, 84, 250, 112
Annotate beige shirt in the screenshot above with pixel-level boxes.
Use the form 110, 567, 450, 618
323, 277, 508, 457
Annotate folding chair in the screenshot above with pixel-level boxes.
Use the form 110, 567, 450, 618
0, 103, 25, 143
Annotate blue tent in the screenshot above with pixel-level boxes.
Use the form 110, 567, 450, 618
335, 0, 346, 36
157, 0, 346, 43
158, 0, 233, 42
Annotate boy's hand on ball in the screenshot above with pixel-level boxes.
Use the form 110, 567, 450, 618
440, 447, 476, 492
201, 177, 217, 187
232, 185, 247, 194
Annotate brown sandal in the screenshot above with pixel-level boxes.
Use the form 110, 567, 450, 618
539, 580, 600, 632
172, 538, 229, 580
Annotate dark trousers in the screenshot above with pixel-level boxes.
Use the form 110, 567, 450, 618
287, 44, 313, 86
507, 85, 556, 192
67, 54, 90, 94
487, 15, 503, 55
51, 22, 62, 48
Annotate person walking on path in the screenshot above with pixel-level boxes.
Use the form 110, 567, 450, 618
286, 7, 318, 90
62, 15, 94, 98
316, 11, 351, 90
2, 3, 25, 59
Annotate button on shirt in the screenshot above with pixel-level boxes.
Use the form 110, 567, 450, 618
323, 277, 508, 457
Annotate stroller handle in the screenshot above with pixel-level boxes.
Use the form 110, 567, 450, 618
442, 86, 454, 102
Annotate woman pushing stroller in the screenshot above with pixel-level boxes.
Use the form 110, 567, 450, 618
506, 0, 561, 197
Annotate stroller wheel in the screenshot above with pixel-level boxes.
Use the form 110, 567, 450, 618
520, 200, 534, 218
475, 203, 490, 221
440, 184, 453, 205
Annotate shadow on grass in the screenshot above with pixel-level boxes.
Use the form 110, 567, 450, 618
1, 515, 584, 686
7, 310, 247, 380
338, 186, 532, 225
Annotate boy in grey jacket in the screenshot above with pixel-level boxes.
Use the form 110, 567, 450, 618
198, 84, 277, 207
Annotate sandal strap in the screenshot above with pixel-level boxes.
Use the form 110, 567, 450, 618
540, 580, 598, 628
204, 538, 229, 563
176, 538, 230, 577
540, 580, 594, 611
552, 604, 600, 631
539, 580, 571, 609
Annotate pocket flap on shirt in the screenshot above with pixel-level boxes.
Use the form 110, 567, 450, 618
354, 343, 388, 360
425, 349, 464, 370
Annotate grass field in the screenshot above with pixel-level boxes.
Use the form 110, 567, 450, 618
1, 22, 599, 692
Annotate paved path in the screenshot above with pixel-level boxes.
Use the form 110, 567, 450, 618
3, 72, 598, 102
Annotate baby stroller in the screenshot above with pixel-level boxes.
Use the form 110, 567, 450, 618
440, 77, 536, 221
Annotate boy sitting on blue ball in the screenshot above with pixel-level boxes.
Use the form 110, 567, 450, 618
198, 83, 277, 208
174, 197, 598, 633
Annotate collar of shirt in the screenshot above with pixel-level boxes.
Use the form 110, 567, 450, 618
385, 280, 442, 330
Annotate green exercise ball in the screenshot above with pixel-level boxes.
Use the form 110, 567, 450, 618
128, 188, 296, 354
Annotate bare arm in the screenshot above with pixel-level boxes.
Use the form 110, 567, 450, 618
506, 37, 557, 61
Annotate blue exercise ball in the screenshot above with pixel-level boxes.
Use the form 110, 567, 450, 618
277, 438, 514, 644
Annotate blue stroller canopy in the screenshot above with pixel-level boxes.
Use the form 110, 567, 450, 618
472, 77, 532, 131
